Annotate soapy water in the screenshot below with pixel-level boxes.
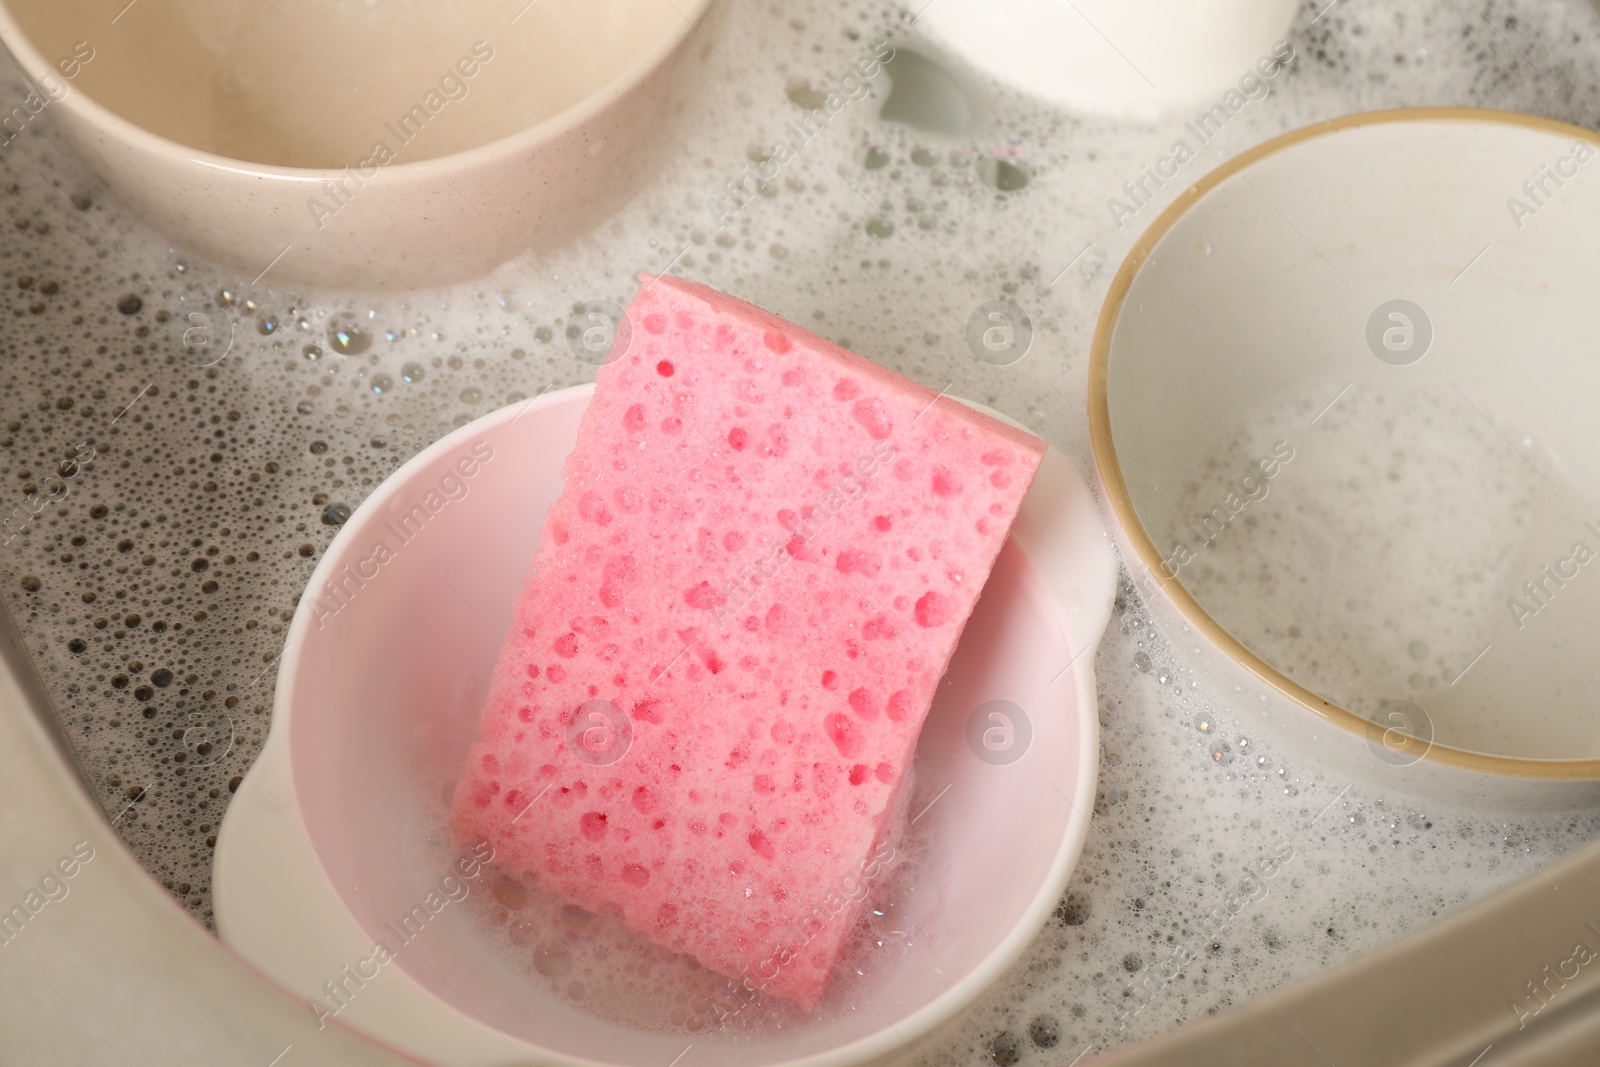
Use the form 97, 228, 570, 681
468, 819, 935, 1037
406, 765, 940, 1039
1160, 377, 1600, 759
5, 0, 1600, 1059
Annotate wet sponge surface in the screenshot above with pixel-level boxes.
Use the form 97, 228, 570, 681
450, 276, 1044, 1009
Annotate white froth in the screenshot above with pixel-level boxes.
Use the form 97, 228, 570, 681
4, 0, 1600, 1060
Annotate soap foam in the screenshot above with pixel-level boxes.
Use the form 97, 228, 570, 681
1161, 378, 1600, 758
407, 767, 940, 1038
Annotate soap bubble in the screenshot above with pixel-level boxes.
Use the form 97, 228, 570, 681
975, 156, 1031, 191
328, 311, 373, 355
533, 940, 574, 977
987, 1031, 1021, 1066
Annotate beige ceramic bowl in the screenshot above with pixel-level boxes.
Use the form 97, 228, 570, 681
0, 0, 720, 287
1092, 108, 1600, 795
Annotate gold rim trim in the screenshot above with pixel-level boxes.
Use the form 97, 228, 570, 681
1088, 107, 1600, 781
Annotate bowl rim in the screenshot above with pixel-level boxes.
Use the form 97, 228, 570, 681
1088, 105, 1600, 781
0, 0, 715, 180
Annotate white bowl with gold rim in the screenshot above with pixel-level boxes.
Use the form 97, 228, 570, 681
1091, 108, 1600, 798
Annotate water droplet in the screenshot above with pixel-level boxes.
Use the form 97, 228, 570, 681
303, 345, 321, 361
257, 315, 278, 335
401, 362, 425, 383
217, 289, 236, 306
117, 294, 142, 315
371, 374, 393, 394
1133, 651, 1151, 672
865, 217, 894, 239
864, 145, 890, 169
1195, 713, 1213, 733
910, 146, 940, 167
1209, 739, 1234, 765
1028, 1014, 1060, 1049
328, 313, 372, 355
1157, 670, 1171, 685
322, 503, 352, 525
459, 387, 483, 405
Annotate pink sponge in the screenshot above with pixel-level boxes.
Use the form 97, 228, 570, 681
450, 276, 1044, 1009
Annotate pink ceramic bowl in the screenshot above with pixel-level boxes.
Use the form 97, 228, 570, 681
214, 385, 1115, 1067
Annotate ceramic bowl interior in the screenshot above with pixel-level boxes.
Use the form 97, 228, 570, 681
1093, 109, 1600, 775
6, 0, 680, 167
216, 386, 1111, 1067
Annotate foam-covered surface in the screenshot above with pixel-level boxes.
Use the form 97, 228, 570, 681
449, 276, 1042, 1008
5, 0, 1600, 1060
